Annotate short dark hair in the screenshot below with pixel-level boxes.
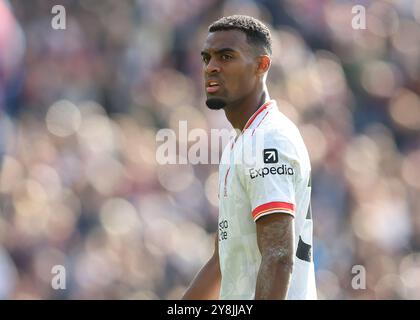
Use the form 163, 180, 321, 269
208, 15, 272, 55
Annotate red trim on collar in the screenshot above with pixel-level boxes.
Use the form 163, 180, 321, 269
242, 100, 274, 132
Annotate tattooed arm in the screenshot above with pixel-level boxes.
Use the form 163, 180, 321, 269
254, 214, 294, 300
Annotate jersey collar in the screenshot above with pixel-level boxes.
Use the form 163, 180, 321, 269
242, 99, 275, 133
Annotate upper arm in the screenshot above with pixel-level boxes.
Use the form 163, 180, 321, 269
256, 213, 294, 261
240, 129, 298, 258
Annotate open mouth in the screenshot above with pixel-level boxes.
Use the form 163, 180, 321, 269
206, 80, 221, 93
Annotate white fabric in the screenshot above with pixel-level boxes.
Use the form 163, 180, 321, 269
218, 100, 317, 300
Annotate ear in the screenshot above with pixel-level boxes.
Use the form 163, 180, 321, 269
256, 55, 271, 76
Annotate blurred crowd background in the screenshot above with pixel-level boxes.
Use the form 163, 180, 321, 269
0, 0, 420, 299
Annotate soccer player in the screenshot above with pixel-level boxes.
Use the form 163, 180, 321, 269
182, 15, 316, 300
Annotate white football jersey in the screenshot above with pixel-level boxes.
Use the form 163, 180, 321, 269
218, 100, 317, 300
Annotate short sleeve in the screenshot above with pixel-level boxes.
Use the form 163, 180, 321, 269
238, 128, 300, 222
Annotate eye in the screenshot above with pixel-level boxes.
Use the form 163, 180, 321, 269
202, 55, 210, 64
221, 54, 232, 61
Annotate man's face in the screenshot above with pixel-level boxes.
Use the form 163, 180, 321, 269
201, 30, 259, 110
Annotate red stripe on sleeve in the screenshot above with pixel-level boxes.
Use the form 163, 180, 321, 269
252, 201, 295, 219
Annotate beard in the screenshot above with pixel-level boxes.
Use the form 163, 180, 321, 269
205, 97, 227, 110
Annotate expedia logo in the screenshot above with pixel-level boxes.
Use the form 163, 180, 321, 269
263, 149, 278, 164
249, 164, 294, 179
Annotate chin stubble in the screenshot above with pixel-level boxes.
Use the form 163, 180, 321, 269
206, 97, 227, 110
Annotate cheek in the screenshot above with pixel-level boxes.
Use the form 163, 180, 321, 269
231, 65, 256, 91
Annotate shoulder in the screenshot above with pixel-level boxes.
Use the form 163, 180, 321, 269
249, 112, 301, 159
241, 108, 311, 174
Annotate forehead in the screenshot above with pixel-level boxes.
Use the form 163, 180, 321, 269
202, 29, 251, 53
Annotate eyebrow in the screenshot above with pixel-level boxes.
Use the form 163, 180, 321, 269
200, 48, 237, 56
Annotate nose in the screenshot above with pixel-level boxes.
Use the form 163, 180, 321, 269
205, 58, 221, 74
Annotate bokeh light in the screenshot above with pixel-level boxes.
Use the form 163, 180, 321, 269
0, 0, 419, 300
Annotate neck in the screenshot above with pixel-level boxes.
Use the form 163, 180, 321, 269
224, 86, 271, 132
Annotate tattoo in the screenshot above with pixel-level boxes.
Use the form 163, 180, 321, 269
255, 216, 294, 299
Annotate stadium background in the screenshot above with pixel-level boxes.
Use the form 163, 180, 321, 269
1, 0, 420, 299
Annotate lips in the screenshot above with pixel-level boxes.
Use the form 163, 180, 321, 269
207, 86, 220, 93
206, 80, 221, 93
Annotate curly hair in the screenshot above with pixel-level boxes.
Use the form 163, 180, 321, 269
208, 15, 272, 55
